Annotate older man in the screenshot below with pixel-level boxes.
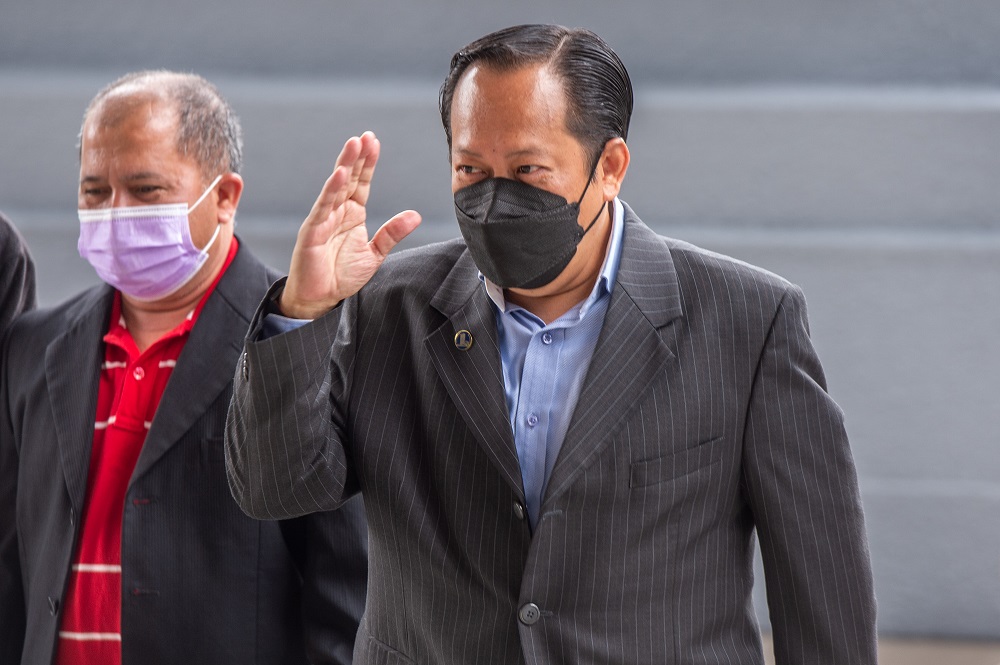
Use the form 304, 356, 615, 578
227, 25, 877, 665
0, 71, 367, 665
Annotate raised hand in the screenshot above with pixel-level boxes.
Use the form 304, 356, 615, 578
279, 131, 421, 319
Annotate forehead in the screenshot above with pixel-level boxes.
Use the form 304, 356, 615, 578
450, 63, 574, 152
80, 93, 187, 170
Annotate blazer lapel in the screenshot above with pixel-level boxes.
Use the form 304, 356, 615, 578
45, 287, 114, 515
131, 245, 267, 483
543, 207, 684, 503
424, 251, 524, 499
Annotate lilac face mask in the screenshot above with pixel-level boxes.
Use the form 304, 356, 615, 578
78, 175, 223, 301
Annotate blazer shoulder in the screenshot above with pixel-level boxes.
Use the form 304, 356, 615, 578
664, 236, 799, 306
620, 200, 796, 301
5, 284, 110, 350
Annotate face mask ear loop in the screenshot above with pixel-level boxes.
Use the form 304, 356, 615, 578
187, 174, 224, 214
199, 221, 223, 254
575, 161, 607, 240
188, 174, 225, 253
580, 201, 607, 237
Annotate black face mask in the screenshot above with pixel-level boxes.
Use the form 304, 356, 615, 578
454, 175, 606, 289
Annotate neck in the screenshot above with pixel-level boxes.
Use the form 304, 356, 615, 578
505, 276, 598, 325
505, 204, 613, 325
120, 235, 230, 352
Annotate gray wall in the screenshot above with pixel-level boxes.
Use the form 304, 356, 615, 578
2, 0, 999, 639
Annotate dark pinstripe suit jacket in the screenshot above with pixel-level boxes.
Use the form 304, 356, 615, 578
227, 205, 877, 665
0, 243, 368, 665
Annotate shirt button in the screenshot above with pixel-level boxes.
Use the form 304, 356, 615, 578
518, 603, 541, 626
541, 332, 553, 345
526, 413, 538, 428
513, 501, 526, 521
133, 366, 145, 381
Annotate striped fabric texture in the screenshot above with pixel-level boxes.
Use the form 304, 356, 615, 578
227, 203, 877, 665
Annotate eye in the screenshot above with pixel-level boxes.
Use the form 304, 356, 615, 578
456, 165, 483, 175
80, 184, 111, 202
516, 165, 539, 175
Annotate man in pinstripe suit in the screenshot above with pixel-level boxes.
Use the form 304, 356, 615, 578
227, 24, 878, 664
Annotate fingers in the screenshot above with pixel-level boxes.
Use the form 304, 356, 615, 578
334, 134, 363, 173
299, 131, 382, 243
353, 132, 381, 206
327, 132, 381, 207
302, 165, 350, 233
370, 210, 422, 258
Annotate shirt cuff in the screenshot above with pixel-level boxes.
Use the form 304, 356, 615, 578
258, 285, 312, 340
260, 312, 312, 340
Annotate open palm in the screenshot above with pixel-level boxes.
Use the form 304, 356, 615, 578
280, 131, 421, 319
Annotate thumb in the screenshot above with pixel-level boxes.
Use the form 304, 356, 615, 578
369, 210, 422, 259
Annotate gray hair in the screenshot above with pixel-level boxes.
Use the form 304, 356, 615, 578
80, 70, 243, 177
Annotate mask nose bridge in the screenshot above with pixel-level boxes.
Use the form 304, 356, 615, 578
481, 177, 511, 222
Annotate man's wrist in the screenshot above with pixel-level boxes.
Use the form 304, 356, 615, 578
276, 288, 340, 320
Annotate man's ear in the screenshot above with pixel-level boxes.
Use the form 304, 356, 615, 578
598, 138, 630, 202
216, 173, 244, 225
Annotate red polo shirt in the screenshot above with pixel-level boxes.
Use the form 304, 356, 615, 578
56, 239, 238, 665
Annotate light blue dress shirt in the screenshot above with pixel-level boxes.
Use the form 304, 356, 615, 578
481, 198, 625, 528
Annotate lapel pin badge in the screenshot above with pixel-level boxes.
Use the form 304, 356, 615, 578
454, 329, 474, 351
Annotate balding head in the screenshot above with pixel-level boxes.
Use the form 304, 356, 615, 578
80, 70, 243, 179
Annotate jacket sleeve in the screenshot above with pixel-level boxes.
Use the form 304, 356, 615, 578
226, 278, 359, 520
741, 285, 878, 664
0, 326, 27, 662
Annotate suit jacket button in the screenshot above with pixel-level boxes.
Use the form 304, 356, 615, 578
48, 596, 59, 615
518, 602, 541, 625
241, 353, 249, 380
513, 501, 526, 521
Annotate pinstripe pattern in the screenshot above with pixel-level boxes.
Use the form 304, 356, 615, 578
0, 243, 368, 665
227, 203, 877, 665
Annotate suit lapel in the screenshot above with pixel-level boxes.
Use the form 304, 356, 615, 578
424, 251, 524, 499
131, 245, 269, 483
543, 207, 684, 503
45, 287, 114, 515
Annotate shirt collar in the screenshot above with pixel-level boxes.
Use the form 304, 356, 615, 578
481, 196, 625, 318
104, 237, 240, 355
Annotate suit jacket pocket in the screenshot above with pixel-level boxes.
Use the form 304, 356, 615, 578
629, 435, 727, 488
357, 631, 417, 665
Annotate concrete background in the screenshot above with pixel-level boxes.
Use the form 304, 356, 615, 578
2, 0, 999, 640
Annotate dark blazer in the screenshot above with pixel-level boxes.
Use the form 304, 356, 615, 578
227, 205, 877, 665
0, 242, 368, 665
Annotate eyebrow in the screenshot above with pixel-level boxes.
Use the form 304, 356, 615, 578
80, 171, 164, 184
453, 147, 548, 160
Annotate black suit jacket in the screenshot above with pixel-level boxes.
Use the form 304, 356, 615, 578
0, 242, 368, 664
228, 206, 877, 665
